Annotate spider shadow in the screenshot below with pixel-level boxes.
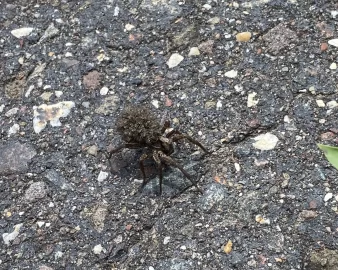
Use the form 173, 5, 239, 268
108, 149, 202, 196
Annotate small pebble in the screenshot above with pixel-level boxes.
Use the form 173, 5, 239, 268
55, 91, 63, 97
8, 124, 20, 136
247, 92, 259, 107
2, 223, 23, 245
324, 193, 333, 202
224, 70, 238, 78
40, 92, 53, 101
253, 133, 279, 150
320, 43, 328, 51
151, 100, 159, 108
125, 24, 135, 31
5, 107, 19, 117
328, 39, 338, 47
87, 145, 98, 156
255, 215, 270, 225
327, 101, 338, 109
167, 53, 184, 68
203, 4, 212, 10
316, 100, 325, 107
236, 32, 251, 42
93, 244, 104, 255
82, 102, 90, 108
216, 100, 222, 110
163, 236, 170, 245
299, 210, 318, 219
97, 171, 109, 182
37, 221, 45, 227
330, 63, 337, 70
11, 27, 33, 38
100, 86, 109, 96
188, 47, 200, 56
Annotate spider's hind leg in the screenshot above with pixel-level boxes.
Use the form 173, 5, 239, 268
157, 151, 203, 195
139, 153, 155, 191
153, 151, 164, 195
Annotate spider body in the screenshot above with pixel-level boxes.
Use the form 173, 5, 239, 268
106, 105, 208, 195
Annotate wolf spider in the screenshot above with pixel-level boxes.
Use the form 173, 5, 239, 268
105, 106, 209, 195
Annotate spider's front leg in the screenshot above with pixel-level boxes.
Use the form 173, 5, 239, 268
167, 130, 210, 154
105, 143, 140, 172
157, 151, 203, 195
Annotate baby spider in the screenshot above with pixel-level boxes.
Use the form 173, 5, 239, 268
105, 105, 209, 195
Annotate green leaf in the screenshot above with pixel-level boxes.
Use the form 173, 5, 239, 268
318, 144, 338, 170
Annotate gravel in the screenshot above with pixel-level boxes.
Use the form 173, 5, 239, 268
1, 0, 338, 269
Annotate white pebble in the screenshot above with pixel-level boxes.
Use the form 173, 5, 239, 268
151, 100, 159, 108
283, 115, 291, 123
330, 63, 337, 70
37, 221, 45, 228
11, 27, 33, 38
114, 6, 120, 16
324, 193, 333, 202
2, 223, 23, 245
8, 124, 20, 136
93, 244, 104, 254
216, 100, 222, 109
203, 4, 212, 10
331, 11, 338, 18
163, 236, 170, 245
327, 101, 338, 109
180, 245, 187, 250
247, 92, 259, 108
316, 100, 325, 107
55, 91, 63, 97
253, 133, 279, 150
125, 24, 135, 31
167, 53, 184, 68
188, 47, 200, 56
25, 85, 35, 98
100, 86, 109, 96
224, 70, 238, 78
65, 52, 73, 57
97, 171, 109, 182
328, 39, 338, 47
5, 107, 19, 117
18, 57, 24, 65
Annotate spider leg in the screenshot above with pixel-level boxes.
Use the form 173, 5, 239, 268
161, 120, 170, 134
105, 143, 141, 172
171, 175, 202, 198
139, 153, 152, 189
157, 151, 203, 194
167, 131, 209, 154
153, 151, 164, 195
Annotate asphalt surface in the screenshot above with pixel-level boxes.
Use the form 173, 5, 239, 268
1, 0, 338, 269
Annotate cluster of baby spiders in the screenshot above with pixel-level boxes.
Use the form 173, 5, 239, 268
105, 105, 209, 196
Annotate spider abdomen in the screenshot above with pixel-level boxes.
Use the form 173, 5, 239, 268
116, 106, 162, 145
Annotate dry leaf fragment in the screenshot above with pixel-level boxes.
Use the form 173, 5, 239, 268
224, 240, 233, 254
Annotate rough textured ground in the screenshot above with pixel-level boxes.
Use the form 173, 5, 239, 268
1, 0, 338, 269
